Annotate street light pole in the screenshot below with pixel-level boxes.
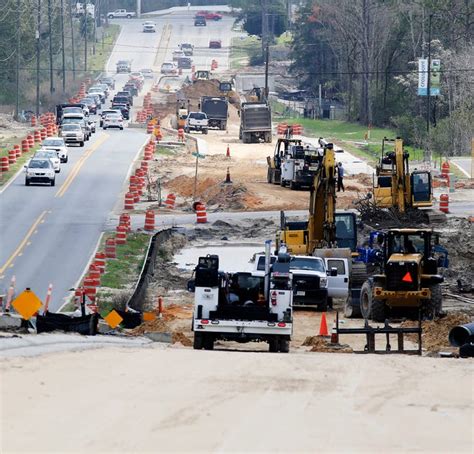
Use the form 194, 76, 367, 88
36, 0, 41, 116
426, 13, 432, 134
15, 0, 20, 120
60, 0, 66, 91
48, 0, 54, 93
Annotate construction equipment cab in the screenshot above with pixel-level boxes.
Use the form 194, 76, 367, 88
359, 229, 444, 322
373, 137, 433, 211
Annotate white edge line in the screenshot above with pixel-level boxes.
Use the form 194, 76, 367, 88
0, 165, 26, 195
58, 231, 105, 312
451, 161, 471, 178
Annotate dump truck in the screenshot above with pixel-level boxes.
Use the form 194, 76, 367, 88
239, 102, 272, 143
191, 250, 293, 352
200, 96, 228, 130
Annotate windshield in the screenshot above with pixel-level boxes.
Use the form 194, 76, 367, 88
36, 151, 57, 159
29, 160, 51, 169
62, 124, 80, 130
63, 108, 82, 114
106, 114, 121, 119
290, 257, 325, 272
43, 139, 64, 147
390, 232, 426, 254
189, 113, 206, 120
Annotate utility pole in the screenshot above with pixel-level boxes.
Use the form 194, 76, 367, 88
68, 0, 76, 79
84, 0, 88, 71
264, 44, 269, 101
137, 0, 141, 18
92, 0, 96, 55
36, 0, 41, 116
426, 13, 433, 134
60, 0, 66, 91
48, 0, 54, 93
261, 0, 268, 57
15, 0, 20, 120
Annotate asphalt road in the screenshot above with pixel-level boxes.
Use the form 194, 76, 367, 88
0, 12, 236, 311
451, 157, 472, 178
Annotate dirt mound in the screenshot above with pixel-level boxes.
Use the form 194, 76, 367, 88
401, 313, 472, 352
302, 336, 353, 353
129, 317, 192, 346
165, 175, 263, 210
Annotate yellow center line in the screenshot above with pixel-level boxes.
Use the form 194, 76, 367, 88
0, 210, 48, 275
55, 133, 109, 198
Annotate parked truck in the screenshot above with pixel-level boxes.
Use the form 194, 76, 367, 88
107, 9, 136, 18
200, 96, 228, 130
239, 102, 272, 143
191, 250, 293, 352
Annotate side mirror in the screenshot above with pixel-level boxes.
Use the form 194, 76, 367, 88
23, 165, 28, 169
187, 279, 196, 293
330, 267, 338, 277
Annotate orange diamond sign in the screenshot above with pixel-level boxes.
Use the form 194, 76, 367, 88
104, 310, 123, 329
12, 289, 43, 320
143, 312, 156, 321
402, 272, 413, 283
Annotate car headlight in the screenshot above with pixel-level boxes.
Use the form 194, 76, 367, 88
320, 277, 327, 288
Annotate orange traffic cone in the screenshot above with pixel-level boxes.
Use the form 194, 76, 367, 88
318, 312, 329, 336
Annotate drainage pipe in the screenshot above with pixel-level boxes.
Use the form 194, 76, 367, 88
449, 322, 474, 347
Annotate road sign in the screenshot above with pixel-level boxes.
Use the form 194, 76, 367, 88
104, 309, 123, 329
192, 152, 205, 159
12, 289, 42, 320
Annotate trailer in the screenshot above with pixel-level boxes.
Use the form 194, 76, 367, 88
239, 102, 272, 143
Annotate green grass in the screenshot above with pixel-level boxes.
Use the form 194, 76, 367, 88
87, 24, 121, 74
230, 36, 261, 70
0, 142, 41, 187
100, 233, 151, 289
156, 145, 176, 156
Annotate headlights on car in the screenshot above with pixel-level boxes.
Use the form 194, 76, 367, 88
320, 277, 328, 288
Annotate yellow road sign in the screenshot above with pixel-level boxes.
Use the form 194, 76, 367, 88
104, 310, 123, 329
143, 312, 156, 321
12, 289, 43, 320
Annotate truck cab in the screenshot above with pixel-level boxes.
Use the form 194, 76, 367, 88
192, 254, 293, 352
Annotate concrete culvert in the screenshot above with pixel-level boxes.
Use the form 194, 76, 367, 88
448, 322, 474, 347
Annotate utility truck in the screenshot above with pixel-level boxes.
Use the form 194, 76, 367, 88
191, 247, 293, 353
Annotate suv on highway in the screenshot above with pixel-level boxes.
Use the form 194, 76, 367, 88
34, 149, 61, 173
61, 114, 91, 140
180, 43, 194, 56
103, 112, 124, 130
178, 57, 192, 69
80, 97, 98, 114
24, 158, 56, 186
59, 123, 85, 146
194, 16, 206, 26
185, 112, 208, 134
116, 60, 132, 73
161, 62, 177, 75
142, 21, 156, 32
112, 96, 131, 109
41, 137, 68, 163
100, 77, 115, 90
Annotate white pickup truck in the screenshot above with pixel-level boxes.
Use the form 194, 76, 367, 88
185, 112, 208, 134
107, 9, 136, 19
254, 253, 349, 310
191, 252, 293, 352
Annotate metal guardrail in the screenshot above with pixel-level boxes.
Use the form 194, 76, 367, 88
128, 228, 174, 311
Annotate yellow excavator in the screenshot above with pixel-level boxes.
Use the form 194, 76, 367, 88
278, 141, 367, 316
372, 137, 445, 222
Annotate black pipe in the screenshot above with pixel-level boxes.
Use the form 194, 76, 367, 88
448, 322, 474, 347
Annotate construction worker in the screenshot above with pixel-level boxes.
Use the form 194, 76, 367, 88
337, 162, 345, 192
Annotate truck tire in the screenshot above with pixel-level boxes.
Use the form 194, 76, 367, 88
318, 297, 328, 312
203, 129, 208, 135
360, 281, 373, 320
193, 333, 203, 350
371, 297, 387, 322
424, 284, 442, 319
107, 14, 113, 18
267, 167, 273, 183
351, 262, 369, 287
290, 181, 299, 190
279, 338, 290, 353
269, 337, 279, 353
280, 178, 286, 187
126, 14, 132, 18
203, 334, 214, 350
344, 295, 361, 318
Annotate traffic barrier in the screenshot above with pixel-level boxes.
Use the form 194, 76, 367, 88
31, 115, 37, 127
34, 130, 42, 143
4, 275, 16, 312
140, 160, 149, 171
439, 194, 449, 213
291, 124, 303, 135
43, 283, 53, 314
330, 321, 338, 344
277, 123, 288, 135
132, 190, 140, 203
144, 209, 155, 231
27, 135, 34, 148
88, 264, 101, 285
178, 128, 184, 141
441, 161, 450, 177
83, 278, 97, 302
14, 145, 21, 158
0, 156, 9, 172
21, 139, 29, 153
119, 213, 131, 232
116, 225, 128, 245
105, 238, 116, 259
40, 128, 47, 140
124, 192, 135, 210
147, 122, 154, 134
195, 203, 208, 224
8, 149, 16, 164
94, 252, 106, 274
164, 193, 176, 209
318, 312, 329, 336
74, 287, 84, 307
